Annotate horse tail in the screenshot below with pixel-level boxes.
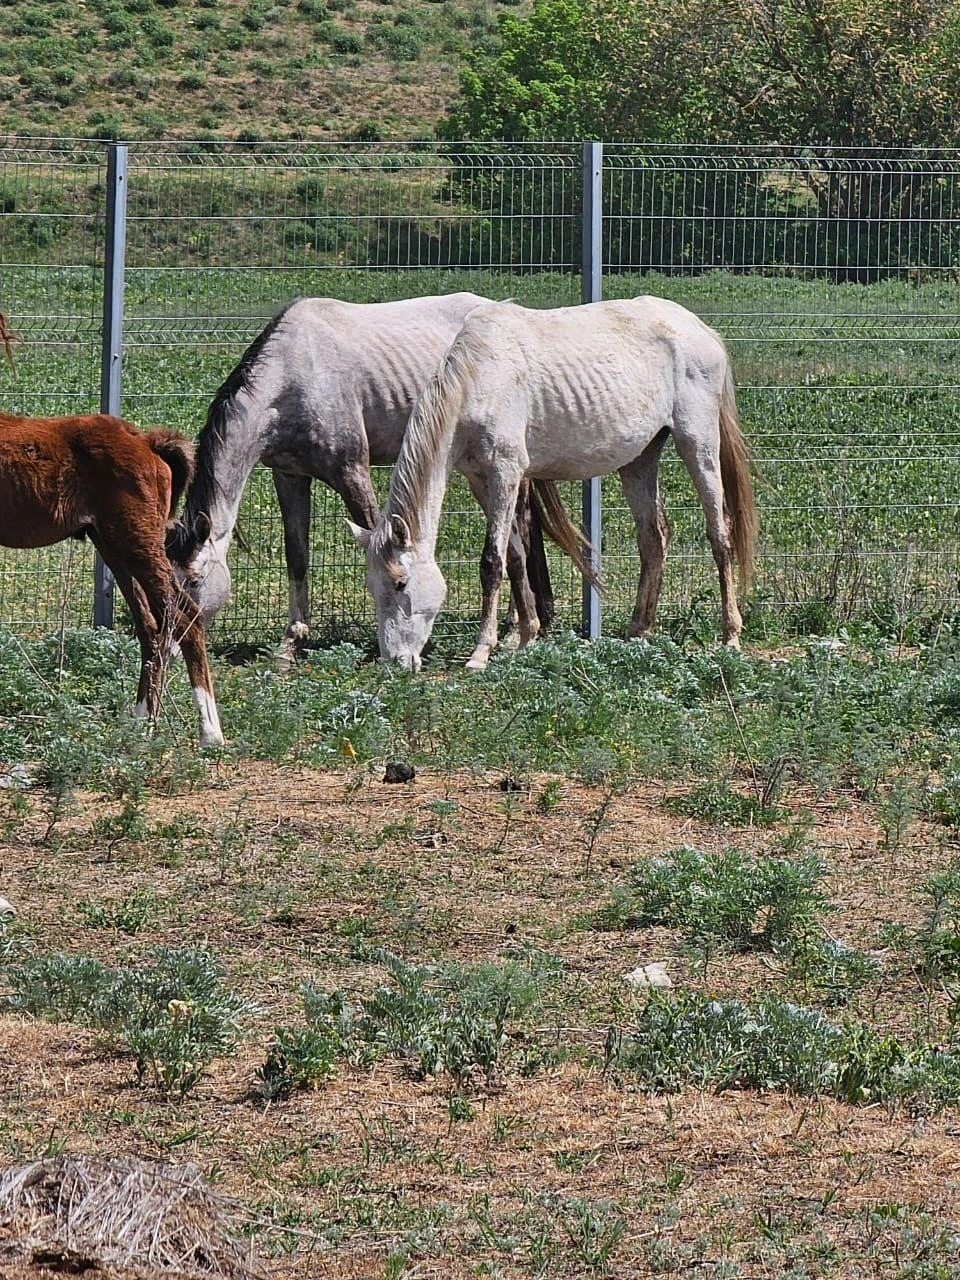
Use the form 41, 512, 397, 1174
718, 361, 757, 590
529, 479, 602, 594
0, 311, 18, 370
519, 481, 555, 630
146, 430, 195, 519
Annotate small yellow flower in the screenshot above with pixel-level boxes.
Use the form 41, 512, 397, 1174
340, 737, 358, 761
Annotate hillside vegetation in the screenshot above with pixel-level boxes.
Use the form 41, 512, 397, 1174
0, 0, 512, 140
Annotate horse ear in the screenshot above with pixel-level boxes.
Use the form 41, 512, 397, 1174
193, 512, 211, 543
389, 514, 412, 550
346, 519, 371, 548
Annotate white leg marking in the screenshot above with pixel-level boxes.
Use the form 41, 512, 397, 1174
193, 686, 225, 748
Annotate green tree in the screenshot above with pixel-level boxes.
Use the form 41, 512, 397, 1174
446, 0, 960, 147
444, 0, 960, 277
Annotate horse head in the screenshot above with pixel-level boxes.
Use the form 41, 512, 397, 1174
348, 512, 447, 671
167, 512, 233, 624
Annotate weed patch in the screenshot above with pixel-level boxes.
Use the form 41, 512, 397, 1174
614, 990, 960, 1109
257, 947, 564, 1100
3, 947, 247, 1099
588, 845, 828, 952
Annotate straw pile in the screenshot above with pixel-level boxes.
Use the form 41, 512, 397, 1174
0, 1156, 259, 1278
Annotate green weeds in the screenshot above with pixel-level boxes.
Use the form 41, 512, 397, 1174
589, 844, 828, 952
257, 947, 565, 1101
4, 946, 247, 1099
614, 989, 960, 1109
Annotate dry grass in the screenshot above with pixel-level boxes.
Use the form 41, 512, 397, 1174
1, 762, 959, 1277
0, 1156, 258, 1280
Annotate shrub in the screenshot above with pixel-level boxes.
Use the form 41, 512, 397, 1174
616, 990, 960, 1108
589, 845, 827, 952
664, 779, 781, 827
887, 860, 960, 977
256, 948, 563, 1099
4, 947, 247, 1099
330, 29, 363, 53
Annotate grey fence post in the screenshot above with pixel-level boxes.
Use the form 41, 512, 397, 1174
94, 143, 128, 628
581, 140, 603, 639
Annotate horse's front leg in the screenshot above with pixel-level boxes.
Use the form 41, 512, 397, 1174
273, 470, 313, 668
466, 476, 521, 672
173, 583, 225, 747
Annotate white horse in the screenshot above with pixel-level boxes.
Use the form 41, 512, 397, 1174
166, 293, 554, 658
351, 295, 757, 671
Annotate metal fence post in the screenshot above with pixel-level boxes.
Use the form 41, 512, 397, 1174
94, 142, 128, 629
581, 140, 603, 639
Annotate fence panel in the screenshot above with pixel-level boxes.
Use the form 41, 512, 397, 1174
2, 140, 959, 646
602, 144, 960, 633
119, 141, 583, 650
0, 140, 106, 633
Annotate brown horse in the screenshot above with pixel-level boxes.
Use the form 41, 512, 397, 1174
0, 410, 224, 746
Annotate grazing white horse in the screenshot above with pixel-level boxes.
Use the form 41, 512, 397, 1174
166, 293, 553, 658
351, 295, 757, 671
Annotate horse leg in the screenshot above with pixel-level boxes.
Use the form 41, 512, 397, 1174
466, 471, 523, 672
126, 553, 225, 745
89, 546, 163, 724
331, 465, 381, 531
171, 582, 225, 747
619, 428, 672, 639
672, 413, 743, 648
465, 473, 539, 651
272, 470, 314, 667
521, 482, 555, 632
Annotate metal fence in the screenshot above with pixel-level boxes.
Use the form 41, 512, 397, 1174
2, 139, 959, 649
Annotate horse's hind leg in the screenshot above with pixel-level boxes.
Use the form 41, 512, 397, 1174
522, 483, 555, 632
672, 410, 743, 648
619, 428, 672, 640
273, 470, 314, 666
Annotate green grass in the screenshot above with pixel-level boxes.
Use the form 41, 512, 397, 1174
2, 259, 958, 646
0, 0, 504, 140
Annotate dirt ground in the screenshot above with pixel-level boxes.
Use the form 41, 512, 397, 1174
1, 762, 959, 1278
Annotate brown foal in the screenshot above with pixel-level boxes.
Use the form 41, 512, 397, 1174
0, 409, 224, 746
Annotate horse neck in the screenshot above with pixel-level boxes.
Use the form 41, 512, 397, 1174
386, 414, 456, 559
184, 388, 271, 546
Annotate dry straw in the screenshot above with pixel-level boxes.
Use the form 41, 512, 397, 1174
0, 1155, 260, 1278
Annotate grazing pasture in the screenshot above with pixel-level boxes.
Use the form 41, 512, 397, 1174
2, 265, 959, 650
4, 628, 960, 1275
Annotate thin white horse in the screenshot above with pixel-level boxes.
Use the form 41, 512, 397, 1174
166, 293, 553, 657
351, 295, 757, 671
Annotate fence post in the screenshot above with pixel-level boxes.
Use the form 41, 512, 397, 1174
581, 140, 603, 640
94, 142, 128, 629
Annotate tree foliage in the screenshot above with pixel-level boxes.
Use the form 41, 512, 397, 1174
445, 0, 960, 148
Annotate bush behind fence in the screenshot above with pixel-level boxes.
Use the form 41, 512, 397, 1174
1, 139, 959, 649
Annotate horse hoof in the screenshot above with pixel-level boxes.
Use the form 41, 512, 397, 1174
500, 629, 521, 652
465, 654, 490, 671
200, 731, 226, 749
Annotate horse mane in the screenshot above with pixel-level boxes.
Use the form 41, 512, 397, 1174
387, 337, 478, 541
169, 297, 301, 563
